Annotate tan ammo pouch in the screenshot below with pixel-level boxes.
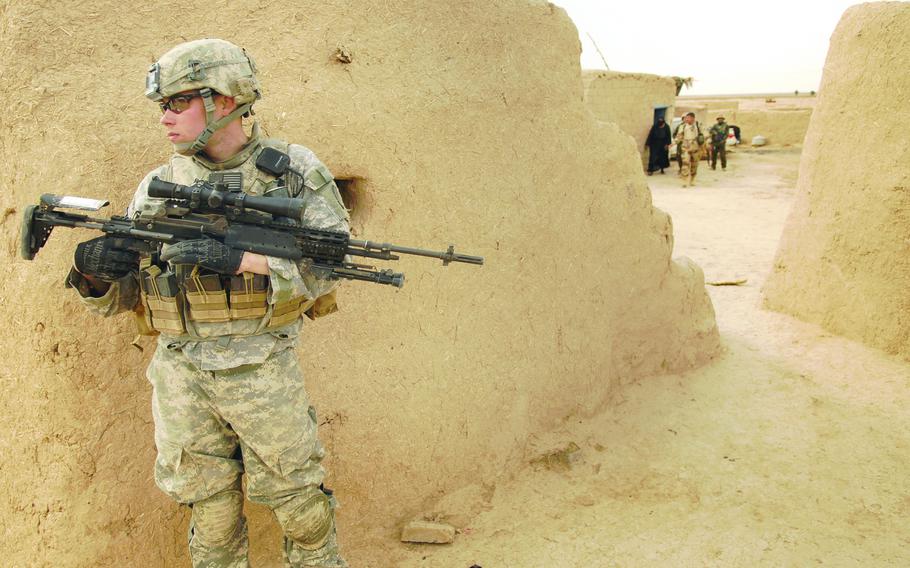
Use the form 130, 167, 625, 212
138, 259, 186, 336
137, 262, 339, 333
184, 266, 231, 323
305, 290, 339, 321
228, 273, 269, 320
267, 295, 315, 329
265, 289, 339, 328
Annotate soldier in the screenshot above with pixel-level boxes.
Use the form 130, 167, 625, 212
709, 115, 729, 170
674, 112, 704, 187
66, 39, 349, 567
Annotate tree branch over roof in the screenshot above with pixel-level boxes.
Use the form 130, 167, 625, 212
672, 76, 693, 95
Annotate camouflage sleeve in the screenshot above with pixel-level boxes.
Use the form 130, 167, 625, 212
267, 145, 350, 304
127, 165, 170, 218
62, 167, 164, 317
64, 267, 140, 317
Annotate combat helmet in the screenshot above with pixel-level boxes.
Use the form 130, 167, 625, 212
145, 38, 261, 155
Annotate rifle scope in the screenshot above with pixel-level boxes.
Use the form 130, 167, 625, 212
148, 177, 305, 221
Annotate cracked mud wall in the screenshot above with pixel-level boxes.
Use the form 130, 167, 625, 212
763, 2, 910, 360
0, 1, 719, 565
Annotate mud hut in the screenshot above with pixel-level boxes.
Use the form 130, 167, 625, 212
0, 1, 720, 565
763, 2, 910, 360
582, 71, 678, 167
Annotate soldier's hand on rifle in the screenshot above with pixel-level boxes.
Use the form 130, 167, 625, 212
73, 236, 144, 282
161, 238, 245, 274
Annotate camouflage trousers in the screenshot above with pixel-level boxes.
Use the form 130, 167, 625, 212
711, 142, 726, 169
679, 146, 701, 184
148, 343, 347, 568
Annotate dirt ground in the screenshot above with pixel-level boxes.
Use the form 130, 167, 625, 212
343, 148, 910, 567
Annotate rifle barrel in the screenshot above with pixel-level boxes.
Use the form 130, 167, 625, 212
349, 239, 484, 266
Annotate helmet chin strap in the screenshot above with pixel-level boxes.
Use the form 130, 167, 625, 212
173, 88, 254, 156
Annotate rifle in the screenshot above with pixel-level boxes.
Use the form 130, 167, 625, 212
20, 177, 484, 288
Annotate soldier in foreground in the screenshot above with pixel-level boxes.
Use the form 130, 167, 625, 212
675, 112, 704, 187
709, 115, 729, 170
66, 39, 349, 567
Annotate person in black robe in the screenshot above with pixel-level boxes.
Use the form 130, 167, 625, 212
645, 117, 672, 175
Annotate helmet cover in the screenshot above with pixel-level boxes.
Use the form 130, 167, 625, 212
145, 38, 260, 105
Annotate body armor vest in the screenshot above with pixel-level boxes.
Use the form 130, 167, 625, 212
136, 139, 336, 338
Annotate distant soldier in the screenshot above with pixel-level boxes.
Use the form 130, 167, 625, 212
673, 120, 684, 172
675, 112, 704, 187
709, 115, 729, 170
645, 117, 672, 175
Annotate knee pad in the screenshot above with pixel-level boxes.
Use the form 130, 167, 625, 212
273, 485, 333, 551
192, 489, 244, 547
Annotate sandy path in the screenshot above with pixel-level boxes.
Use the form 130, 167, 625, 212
372, 148, 910, 567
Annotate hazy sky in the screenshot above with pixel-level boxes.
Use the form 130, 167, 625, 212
553, 0, 883, 95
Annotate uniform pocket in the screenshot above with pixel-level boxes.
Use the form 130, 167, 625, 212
277, 431, 319, 479
154, 439, 207, 503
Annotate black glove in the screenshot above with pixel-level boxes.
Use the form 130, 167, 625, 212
73, 236, 144, 281
160, 238, 244, 274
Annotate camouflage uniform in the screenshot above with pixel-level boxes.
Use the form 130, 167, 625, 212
709, 119, 728, 170
67, 39, 349, 568
675, 121, 703, 186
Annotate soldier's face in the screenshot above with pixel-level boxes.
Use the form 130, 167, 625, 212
159, 92, 207, 145
685, 115, 694, 124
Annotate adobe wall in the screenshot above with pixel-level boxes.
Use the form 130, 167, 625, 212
678, 107, 812, 147
679, 94, 816, 111
677, 95, 814, 146
680, 99, 741, 113
763, 2, 910, 360
674, 104, 709, 126
0, 1, 720, 565
582, 70, 678, 167
734, 109, 813, 146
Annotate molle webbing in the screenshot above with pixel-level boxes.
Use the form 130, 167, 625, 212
229, 273, 269, 320
138, 258, 186, 335
184, 266, 231, 323
137, 262, 316, 334
267, 296, 315, 329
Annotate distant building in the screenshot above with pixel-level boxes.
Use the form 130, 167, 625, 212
679, 94, 815, 146
582, 70, 677, 168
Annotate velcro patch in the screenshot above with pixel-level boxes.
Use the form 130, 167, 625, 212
303, 164, 333, 191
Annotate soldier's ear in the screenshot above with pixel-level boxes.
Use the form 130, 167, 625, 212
216, 94, 238, 114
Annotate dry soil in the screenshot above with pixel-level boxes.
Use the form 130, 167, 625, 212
347, 148, 910, 567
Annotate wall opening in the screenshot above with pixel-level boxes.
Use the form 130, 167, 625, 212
334, 177, 372, 234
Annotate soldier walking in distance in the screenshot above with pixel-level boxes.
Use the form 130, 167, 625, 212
675, 111, 704, 187
66, 38, 349, 567
709, 115, 729, 170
